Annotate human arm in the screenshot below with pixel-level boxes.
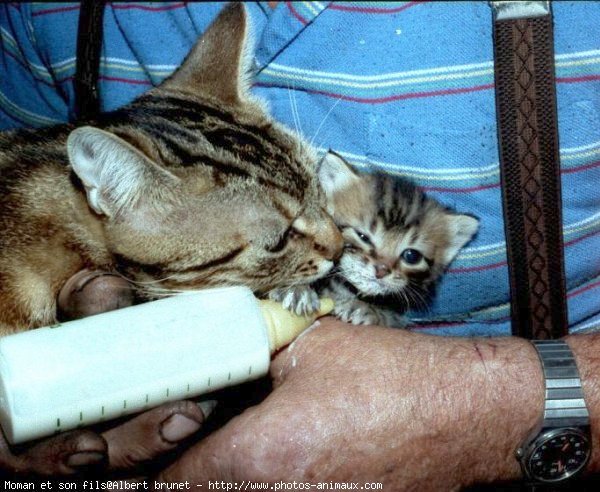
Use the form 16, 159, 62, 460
0, 399, 212, 477
155, 317, 600, 489
0, 270, 214, 477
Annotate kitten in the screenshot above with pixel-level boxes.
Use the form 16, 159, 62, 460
0, 4, 342, 335
313, 151, 479, 328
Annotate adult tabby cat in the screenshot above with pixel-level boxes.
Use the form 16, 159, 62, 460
313, 152, 479, 328
0, 4, 342, 335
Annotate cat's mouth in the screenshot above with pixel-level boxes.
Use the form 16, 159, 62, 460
344, 271, 407, 297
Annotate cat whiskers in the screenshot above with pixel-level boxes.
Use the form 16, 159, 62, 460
310, 96, 342, 149
404, 282, 431, 313
110, 271, 195, 299
287, 85, 304, 139
139, 284, 191, 299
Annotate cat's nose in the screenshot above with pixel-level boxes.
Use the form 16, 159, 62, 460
375, 264, 391, 279
328, 226, 344, 261
315, 226, 343, 261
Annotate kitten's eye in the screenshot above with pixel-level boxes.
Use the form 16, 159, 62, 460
401, 248, 423, 265
355, 230, 373, 246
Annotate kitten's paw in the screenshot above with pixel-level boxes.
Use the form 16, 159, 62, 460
334, 301, 407, 328
268, 286, 320, 317
334, 301, 378, 325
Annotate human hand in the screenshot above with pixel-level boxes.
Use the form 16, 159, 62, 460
1, 399, 214, 477
0, 269, 213, 478
156, 317, 544, 489
57, 268, 135, 320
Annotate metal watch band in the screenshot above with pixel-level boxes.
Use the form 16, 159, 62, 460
533, 340, 589, 429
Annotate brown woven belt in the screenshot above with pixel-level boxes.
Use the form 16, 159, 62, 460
491, 1, 568, 341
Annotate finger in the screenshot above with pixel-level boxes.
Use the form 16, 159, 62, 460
103, 400, 216, 470
57, 269, 134, 321
16, 430, 108, 476
154, 414, 241, 484
155, 401, 292, 485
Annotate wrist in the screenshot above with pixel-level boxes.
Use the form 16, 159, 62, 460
564, 333, 600, 473
401, 334, 545, 488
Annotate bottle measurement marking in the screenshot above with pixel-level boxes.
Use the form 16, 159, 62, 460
248, 365, 252, 375
56, 418, 61, 430
228, 372, 231, 381
123, 400, 127, 410
79, 411, 83, 422
101, 406, 105, 416
207, 377, 211, 387
166, 387, 170, 398
187, 383, 190, 393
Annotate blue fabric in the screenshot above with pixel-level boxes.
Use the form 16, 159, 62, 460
1, 2, 599, 336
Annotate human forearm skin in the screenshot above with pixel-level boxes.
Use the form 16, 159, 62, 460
429, 332, 600, 489
155, 321, 600, 490
565, 333, 600, 472
379, 332, 545, 490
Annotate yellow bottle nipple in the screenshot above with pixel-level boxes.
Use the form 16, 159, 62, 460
259, 298, 334, 353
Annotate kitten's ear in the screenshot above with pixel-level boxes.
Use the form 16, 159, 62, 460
442, 214, 480, 264
318, 151, 360, 198
160, 3, 251, 104
67, 126, 179, 218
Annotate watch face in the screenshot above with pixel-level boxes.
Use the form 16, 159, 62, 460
526, 428, 591, 482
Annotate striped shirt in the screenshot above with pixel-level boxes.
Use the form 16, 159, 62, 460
1, 1, 599, 335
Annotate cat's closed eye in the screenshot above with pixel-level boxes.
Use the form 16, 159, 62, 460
266, 226, 294, 253
266, 226, 308, 253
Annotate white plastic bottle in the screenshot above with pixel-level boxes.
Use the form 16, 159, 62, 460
0, 286, 332, 444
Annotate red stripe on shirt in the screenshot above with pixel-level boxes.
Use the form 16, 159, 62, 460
561, 159, 600, 174
568, 279, 600, 298
329, 1, 425, 14
254, 82, 495, 103
109, 2, 186, 12
32, 5, 80, 17
286, 2, 308, 25
564, 229, 600, 248
557, 74, 600, 84
420, 182, 499, 193
447, 261, 506, 274
99, 75, 152, 86
447, 229, 600, 275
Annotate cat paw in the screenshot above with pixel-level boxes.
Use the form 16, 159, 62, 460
334, 302, 406, 328
268, 286, 320, 317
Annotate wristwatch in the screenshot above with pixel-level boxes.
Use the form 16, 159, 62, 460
516, 340, 592, 483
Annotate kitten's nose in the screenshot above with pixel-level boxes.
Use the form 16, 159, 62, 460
375, 264, 391, 279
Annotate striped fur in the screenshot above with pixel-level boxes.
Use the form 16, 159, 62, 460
0, 4, 342, 334
316, 152, 479, 327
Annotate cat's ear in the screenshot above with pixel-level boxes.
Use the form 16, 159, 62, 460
160, 3, 251, 104
318, 151, 360, 198
67, 126, 179, 218
442, 213, 479, 264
